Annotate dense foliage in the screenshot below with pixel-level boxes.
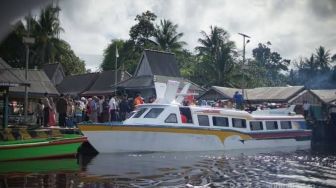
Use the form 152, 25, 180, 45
0, 5, 85, 75
102, 10, 336, 89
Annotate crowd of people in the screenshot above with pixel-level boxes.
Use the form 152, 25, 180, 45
37, 92, 146, 128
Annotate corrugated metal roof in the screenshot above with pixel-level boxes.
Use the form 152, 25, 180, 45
0, 58, 28, 87
81, 70, 131, 96
9, 69, 59, 96
201, 85, 305, 102
310, 89, 336, 104
246, 86, 305, 101
211, 86, 239, 98
57, 72, 99, 96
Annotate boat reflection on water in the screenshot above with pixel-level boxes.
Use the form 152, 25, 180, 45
0, 158, 81, 188
79, 148, 336, 187
1, 148, 336, 187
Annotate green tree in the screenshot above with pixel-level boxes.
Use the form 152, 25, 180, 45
0, 5, 85, 75
152, 19, 186, 52
195, 26, 237, 87
129, 11, 157, 50
101, 39, 140, 75
251, 43, 289, 86
314, 46, 331, 71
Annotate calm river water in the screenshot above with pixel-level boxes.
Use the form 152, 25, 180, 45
1, 148, 336, 187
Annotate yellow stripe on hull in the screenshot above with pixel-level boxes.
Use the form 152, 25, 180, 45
79, 125, 252, 142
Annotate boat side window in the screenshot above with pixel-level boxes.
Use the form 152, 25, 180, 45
198, 115, 210, 126
179, 107, 193, 123
250, 121, 263, 131
165, 113, 178, 123
213, 116, 229, 127
291, 121, 307, 129
133, 108, 148, 118
266, 121, 278, 130
232, 118, 246, 128
144, 108, 164, 118
280, 121, 292, 129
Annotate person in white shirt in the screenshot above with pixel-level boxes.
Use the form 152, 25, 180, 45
109, 95, 118, 121
303, 101, 310, 118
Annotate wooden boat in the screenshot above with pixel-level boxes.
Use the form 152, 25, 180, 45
0, 130, 86, 161
0, 158, 80, 174
79, 81, 311, 153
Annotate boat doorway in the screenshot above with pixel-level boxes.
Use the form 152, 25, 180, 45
179, 107, 193, 124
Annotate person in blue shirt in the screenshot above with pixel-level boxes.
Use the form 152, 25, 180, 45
233, 91, 244, 110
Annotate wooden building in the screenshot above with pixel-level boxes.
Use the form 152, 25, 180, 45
115, 49, 205, 99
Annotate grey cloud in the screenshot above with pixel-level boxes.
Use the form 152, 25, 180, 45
309, 0, 336, 19
55, 0, 336, 71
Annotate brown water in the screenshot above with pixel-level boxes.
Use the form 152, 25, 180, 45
1, 148, 336, 187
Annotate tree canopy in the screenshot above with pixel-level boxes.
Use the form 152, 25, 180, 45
102, 10, 336, 89
0, 5, 85, 75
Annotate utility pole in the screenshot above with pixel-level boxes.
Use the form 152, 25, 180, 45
22, 13, 35, 124
115, 44, 119, 95
238, 33, 250, 101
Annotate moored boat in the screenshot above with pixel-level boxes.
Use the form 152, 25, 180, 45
0, 133, 87, 161
79, 81, 311, 153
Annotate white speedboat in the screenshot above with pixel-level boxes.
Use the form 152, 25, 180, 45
78, 81, 311, 153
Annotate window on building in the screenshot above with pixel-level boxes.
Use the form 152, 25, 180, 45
133, 108, 148, 118
280, 121, 292, 129
250, 121, 263, 131
165, 113, 177, 123
213, 116, 229, 127
266, 121, 278, 130
232, 118, 246, 128
144, 108, 164, 118
198, 115, 210, 126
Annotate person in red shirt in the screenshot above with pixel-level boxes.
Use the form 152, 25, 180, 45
181, 113, 187, 123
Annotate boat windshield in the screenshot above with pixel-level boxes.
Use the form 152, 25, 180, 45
133, 108, 148, 118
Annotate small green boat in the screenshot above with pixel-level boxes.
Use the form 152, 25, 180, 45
0, 130, 87, 161
0, 158, 80, 174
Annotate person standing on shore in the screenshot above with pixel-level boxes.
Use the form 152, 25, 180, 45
56, 94, 68, 128
109, 94, 118, 121
48, 97, 56, 126
41, 92, 51, 127
119, 94, 131, 121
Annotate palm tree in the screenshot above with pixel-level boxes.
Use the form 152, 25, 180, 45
30, 5, 64, 66
195, 26, 236, 86
314, 46, 331, 71
152, 19, 186, 52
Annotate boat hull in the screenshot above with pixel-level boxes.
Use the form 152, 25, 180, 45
0, 135, 87, 161
79, 125, 311, 153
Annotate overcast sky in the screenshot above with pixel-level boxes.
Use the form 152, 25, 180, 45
56, 0, 336, 71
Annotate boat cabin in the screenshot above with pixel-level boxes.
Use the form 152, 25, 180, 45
124, 104, 308, 132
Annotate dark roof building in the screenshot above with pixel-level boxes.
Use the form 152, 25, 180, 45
42, 63, 65, 85
198, 85, 305, 104
82, 70, 131, 96
115, 49, 204, 98
134, 49, 180, 77
56, 73, 99, 96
